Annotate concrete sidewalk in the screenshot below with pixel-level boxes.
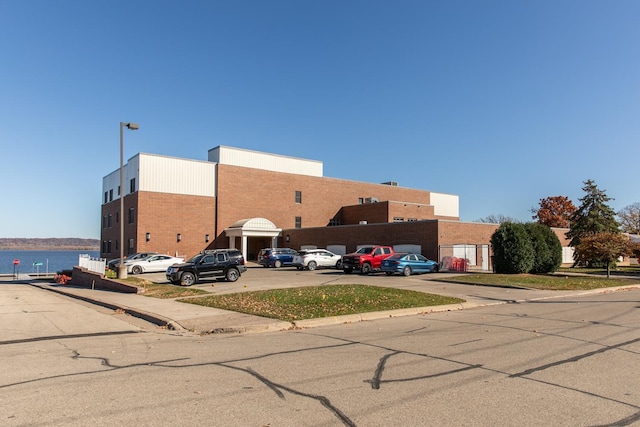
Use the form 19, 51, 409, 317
11, 274, 640, 335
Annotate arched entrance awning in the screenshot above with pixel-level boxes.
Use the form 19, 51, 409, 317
224, 218, 282, 261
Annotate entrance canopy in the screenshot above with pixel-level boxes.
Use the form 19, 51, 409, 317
224, 218, 282, 261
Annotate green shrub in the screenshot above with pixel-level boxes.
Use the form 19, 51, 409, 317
525, 223, 562, 273
491, 222, 535, 274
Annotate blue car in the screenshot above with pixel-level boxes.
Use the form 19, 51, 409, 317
380, 253, 439, 276
257, 248, 297, 268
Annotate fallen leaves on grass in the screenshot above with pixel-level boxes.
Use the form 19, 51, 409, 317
178, 284, 464, 321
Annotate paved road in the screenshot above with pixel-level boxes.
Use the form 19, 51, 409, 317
3, 283, 640, 426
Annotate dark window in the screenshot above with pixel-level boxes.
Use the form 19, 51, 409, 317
109, 189, 113, 201
117, 185, 121, 196
295, 191, 302, 204
116, 212, 119, 223
115, 240, 119, 251
408, 218, 418, 222
329, 219, 340, 226
128, 239, 134, 254
130, 178, 136, 193
358, 198, 364, 204
102, 216, 107, 228
393, 217, 404, 222
102, 241, 107, 253
104, 192, 108, 204
107, 214, 112, 228
107, 240, 112, 253
295, 216, 302, 229
128, 208, 135, 224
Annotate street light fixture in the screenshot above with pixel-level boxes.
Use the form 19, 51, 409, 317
118, 121, 139, 279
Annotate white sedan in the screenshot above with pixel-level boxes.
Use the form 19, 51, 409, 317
292, 249, 342, 271
125, 254, 184, 274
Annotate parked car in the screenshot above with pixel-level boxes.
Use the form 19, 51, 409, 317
166, 249, 247, 286
257, 248, 297, 268
108, 252, 158, 270
125, 254, 184, 274
342, 245, 394, 274
292, 249, 342, 271
380, 253, 439, 276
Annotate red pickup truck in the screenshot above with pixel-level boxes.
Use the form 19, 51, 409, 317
341, 245, 394, 274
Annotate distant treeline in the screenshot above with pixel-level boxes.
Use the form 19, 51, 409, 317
0, 238, 100, 251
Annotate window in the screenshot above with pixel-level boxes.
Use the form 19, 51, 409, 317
408, 218, 418, 222
130, 177, 136, 193
115, 240, 119, 251
107, 214, 112, 228
102, 241, 107, 253
109, 189, 113, 201
295, 216, 302, 229
358, 197, 364, 204
128, 207, 135, 224
295, 191, 302, 204
104, 192, 108, 204
102, 216, 107, 228
393, 217, 404, 222
128, 239, 134, 255
117, 185, 121, 196
329, 219, 341, 226
107, 240, 112, 253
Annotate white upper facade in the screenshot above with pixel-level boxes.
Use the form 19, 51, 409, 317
208, 145, 323, 177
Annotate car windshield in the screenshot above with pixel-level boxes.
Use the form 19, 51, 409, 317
355, 247, 374, 254
187, 254, 204, 263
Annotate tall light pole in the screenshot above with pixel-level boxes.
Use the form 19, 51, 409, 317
118, 121, 139, 279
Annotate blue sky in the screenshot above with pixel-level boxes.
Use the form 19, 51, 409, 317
1, 0, 638, 239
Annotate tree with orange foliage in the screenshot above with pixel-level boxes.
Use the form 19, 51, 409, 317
575, 232, 633, 278
531, 196, 577, 228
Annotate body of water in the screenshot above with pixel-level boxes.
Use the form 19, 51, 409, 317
0, 250, 100, 275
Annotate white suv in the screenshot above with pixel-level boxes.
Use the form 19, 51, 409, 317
292, 249, 342, 271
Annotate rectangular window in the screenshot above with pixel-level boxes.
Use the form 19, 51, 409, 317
102, 216, 107, 228
117, 185, 121, 196
107, 214, 112, 228
109, 189, 113, 201
393, 217, 404, 222
295, 191, 302, 204
128, 207, 135, 224
128, 238, 134, 254
116, 212, 119, 223
115, 240, 119, 251
295, 216, 302, 229
329, 219, 341, 226
358, 197, 364, 204
107, 240, 112, 253
104, 192, 108, 204
130, 178, 136, 193
102, 241, 107, 253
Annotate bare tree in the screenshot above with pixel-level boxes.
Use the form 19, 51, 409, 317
476, 214, 519, 224
617, 203, 640, 234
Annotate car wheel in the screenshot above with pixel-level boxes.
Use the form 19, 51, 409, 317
296, 266, 303, 271
385, 272, 393, 276
170, 281, 180, 286
403, 266, 412, 276
226, 268, 240, 282
361, 263, 372, 275
430, 265, 439, 273
307, 261, 317, 271
131, 265, 142, 275
343, 268, 353, 274
180, 272, 196, 287
274, 260, 282, 268
335, 260, 342, 269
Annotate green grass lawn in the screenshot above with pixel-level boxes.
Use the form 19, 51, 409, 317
177, 284, 465, 321
438, 273, 640, 290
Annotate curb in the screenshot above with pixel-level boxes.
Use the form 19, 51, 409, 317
31, 283, 186, 331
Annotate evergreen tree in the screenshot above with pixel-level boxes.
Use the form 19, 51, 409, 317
566, 180, 620, 265
525, 223, 562, 273
491, 222, 535, 274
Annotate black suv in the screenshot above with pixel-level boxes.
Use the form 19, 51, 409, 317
166, 249, 247, 286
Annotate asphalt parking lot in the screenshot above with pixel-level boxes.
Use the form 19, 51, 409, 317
135, 262, 486, 301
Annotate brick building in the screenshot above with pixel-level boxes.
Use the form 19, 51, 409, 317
100, 145, 573, 270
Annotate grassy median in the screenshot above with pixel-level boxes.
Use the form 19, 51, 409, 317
177, 284, 465, 321
438, 273, 639, 290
